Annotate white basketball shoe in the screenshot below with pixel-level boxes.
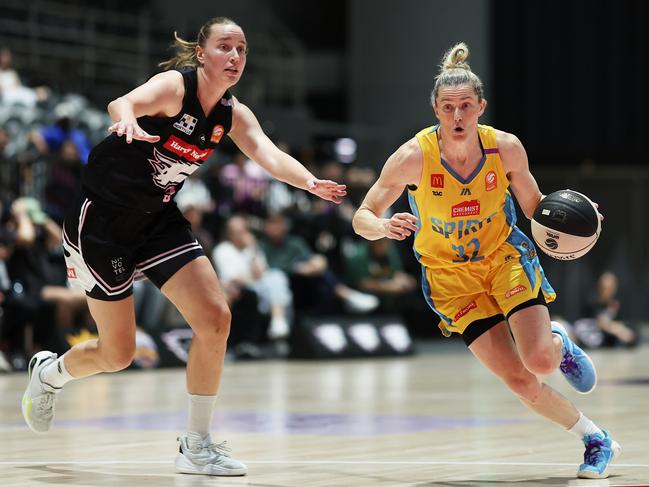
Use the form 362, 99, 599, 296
22, 351, 59, 433
175, 432, 248, 476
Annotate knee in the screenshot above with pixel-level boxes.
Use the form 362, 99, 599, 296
522, 348, 557, 376
193, 300, 231, 341
99, 344, 135, 372
502, 372, 542, 403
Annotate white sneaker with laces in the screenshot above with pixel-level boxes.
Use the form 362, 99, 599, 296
175, 432, 248, 476
22, 351, 59, 433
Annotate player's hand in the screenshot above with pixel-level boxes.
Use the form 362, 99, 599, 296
306, 179, 347, 204
382, 213, 418, 240
108, 120, 160, 144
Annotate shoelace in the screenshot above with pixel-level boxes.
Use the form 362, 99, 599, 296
560, 352, 582, 378
206, 440, 232, 457
584, 437, 605, 466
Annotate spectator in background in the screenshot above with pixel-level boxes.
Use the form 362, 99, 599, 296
0, 47, 49, 108
212, 215, 293, 342
43, 140, 83, 224
176, 175, 217, 256
259, 212, 378, 315
3, 197, 85, 367
220, 150, 270, 216
574, 271, 636, 348
342, 237, 432, 335
29, 115, 92, 164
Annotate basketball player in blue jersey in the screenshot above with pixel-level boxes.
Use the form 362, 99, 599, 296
352, 42, 619, 479
21, 17, 346, 477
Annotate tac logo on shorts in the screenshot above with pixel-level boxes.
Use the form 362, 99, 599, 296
485, 171, 497, 191
173, 113, 198, 135
505, 285, 527, 298
67, 267, 77, 279
430, 173, 444, 188
210, 124, 225, 144
454, 301, 477, 322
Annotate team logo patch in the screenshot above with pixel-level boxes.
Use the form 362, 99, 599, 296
173, 113, 198, 135
485, 171, 497, 191
430, 173, 444, 188
67, 267, 77, 279
454, 301, 477, 322
505, 285, 527, 298
211, 125, 225, 144
451, 199, 481, 218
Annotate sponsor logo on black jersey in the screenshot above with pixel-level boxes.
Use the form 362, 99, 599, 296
173, 113, 198, 135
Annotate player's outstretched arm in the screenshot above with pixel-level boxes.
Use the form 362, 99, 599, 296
229, 99, 346, 204
352, 138, 422, 241
107, 71, 184, 144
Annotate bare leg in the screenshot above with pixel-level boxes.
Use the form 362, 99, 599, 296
161, 256, 231, 395
62, 295, 137, 378
469, 315, 579, 428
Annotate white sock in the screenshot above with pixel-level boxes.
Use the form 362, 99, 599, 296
187, 393, 217, 440
568, 412, 603, 438
41, 355, 75, 390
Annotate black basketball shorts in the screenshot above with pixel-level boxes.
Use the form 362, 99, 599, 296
62, 193, 204, 301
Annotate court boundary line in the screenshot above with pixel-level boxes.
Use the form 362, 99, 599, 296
1, 459, 648, 468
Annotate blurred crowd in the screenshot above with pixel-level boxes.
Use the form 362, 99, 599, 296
0, 48, 434, 371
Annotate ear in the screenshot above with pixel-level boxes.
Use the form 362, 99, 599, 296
195, 45, 204, 64
478, 98, 487, 116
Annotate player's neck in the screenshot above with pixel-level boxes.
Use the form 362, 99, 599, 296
438, 130, 481, 166
196, 67, 228, 117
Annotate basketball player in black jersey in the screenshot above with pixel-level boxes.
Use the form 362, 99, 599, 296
22, 17, 346, 477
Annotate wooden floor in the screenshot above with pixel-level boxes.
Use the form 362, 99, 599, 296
1, 342, 648, 486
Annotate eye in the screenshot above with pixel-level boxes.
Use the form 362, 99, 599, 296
443, 104, 452, 112
218, 44, 230, 52
236, 46, 247, 55
462, 103, 471, 109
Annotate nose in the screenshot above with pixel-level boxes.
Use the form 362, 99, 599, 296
453, 107, 462, 121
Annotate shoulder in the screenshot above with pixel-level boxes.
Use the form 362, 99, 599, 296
494, 129, 527, 170
147, 70, 185, 96
382, 137, 423, 186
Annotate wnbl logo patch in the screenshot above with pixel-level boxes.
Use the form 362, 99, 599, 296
173, 113, 198, 135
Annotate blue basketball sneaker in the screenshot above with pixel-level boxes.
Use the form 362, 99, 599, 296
578, 430, 621, 479
551, 321, 597, 394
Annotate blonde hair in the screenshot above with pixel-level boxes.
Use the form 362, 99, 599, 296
159, 17, 240, 70
430, 42, 484, 105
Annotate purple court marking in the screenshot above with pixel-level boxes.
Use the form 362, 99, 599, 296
3, 411, 529, 436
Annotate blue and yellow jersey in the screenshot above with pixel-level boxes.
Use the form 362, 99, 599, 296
408, 124, 516, 269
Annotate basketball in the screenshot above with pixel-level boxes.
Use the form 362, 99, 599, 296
531, 190, 601, 260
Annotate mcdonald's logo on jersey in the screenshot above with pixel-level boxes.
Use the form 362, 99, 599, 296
430, 173, 444, 188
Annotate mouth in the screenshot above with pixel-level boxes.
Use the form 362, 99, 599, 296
453, 126, 464, 133
225, 67, 239, 74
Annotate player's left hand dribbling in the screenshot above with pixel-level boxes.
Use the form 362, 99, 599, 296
306, 179, 347, 204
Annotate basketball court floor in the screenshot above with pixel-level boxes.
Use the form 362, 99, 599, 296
1, 341, 647, 486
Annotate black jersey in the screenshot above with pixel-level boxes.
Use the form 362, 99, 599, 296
83, 67, 233, 213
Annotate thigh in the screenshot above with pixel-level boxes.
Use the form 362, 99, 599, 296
136, 205, 204, 289
160, 256, 228, 331
86, 295, 137, 348
468, 319, 527, 379
422, 265, 501, 337
507, 304, 554, 359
